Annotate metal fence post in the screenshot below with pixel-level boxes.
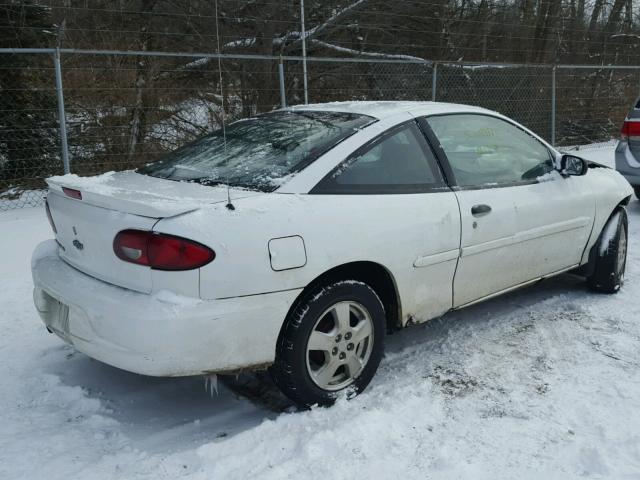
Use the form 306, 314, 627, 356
551, 65, 556, 147
300, 0, 309, 104
278, 57, 287, 108
432, 62, 438, 101
53, 48, 70, 174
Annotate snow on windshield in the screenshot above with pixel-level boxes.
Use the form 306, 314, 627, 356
137, 111, 375, 191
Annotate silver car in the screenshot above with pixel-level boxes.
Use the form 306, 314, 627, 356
616, 98, 640, 198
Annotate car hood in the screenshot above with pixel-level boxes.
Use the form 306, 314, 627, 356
46, 171, 264, 218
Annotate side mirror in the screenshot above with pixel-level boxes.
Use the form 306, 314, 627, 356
560, 154, 588, 176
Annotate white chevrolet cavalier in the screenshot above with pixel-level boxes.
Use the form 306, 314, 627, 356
33, 101, 632, 407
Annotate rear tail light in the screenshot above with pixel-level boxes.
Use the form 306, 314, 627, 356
45, 199, 57, 234
621, 119, 640, 141
113, 229, 215, 271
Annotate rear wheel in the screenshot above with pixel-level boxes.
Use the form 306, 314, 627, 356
588, 208, 628, 293
271, 280, 385, 408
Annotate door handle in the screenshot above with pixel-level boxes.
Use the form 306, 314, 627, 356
471, 204, 492, 216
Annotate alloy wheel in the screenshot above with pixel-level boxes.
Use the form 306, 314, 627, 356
305, 301, 374, 391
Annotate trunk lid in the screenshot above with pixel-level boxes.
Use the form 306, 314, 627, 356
45, 171, 262, 293
46, 171, 262, 218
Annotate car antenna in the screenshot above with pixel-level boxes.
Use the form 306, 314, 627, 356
214, 0, 234, 211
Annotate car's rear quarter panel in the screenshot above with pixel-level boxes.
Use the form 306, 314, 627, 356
155, 191, 461, 325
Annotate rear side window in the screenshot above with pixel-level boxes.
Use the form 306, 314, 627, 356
426, 114, 553, 188
312, 121, 445, 194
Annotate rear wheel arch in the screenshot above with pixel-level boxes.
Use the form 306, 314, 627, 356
283, 261, 402, 336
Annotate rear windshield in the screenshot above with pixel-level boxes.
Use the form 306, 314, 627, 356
137, 111, 375, 191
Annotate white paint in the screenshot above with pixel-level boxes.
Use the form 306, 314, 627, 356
268, 236, 307, 271
32, 240, 301, 376
599, 211, 621, 256
34, 101, 633, 379
46, 171, 263, 218
413, 248, 460, 268
47, 190, 158, 294
454, 176, 595, 306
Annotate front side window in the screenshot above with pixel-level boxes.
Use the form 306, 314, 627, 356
426, 114, 553, 187
137, 111, 375, 192
313, 122, 444, 193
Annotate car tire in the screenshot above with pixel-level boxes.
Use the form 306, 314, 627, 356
634, 186, 640, 200
270, 280, 386, 408
588, 208, 628, 294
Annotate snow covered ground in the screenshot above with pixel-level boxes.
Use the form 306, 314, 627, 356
3, 143, 640, 479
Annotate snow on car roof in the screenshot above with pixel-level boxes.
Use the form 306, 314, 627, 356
285, 100, 492, 120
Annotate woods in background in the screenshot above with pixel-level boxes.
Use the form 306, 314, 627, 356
4, 0, 639, 64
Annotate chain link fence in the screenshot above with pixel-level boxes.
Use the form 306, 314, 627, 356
435, 64, 554, 142
1, 49, 638, 210
0, 51, 61, 209
555, 67, 640, 146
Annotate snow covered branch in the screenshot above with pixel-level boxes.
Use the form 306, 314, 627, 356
292, 0, 369, 46
310, 39, 429, 62
611, 33, 640, 40
208, 0, 371, 52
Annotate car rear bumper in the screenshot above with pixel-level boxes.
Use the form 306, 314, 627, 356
615, 143, 640, 186
31, 240, 301, 376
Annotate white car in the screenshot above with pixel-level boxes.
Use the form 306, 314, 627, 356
33, 101, 632, 407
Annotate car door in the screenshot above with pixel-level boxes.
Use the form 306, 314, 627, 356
311, 120, 461, 323
421, 113, 594, 307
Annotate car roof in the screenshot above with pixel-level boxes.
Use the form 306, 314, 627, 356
285, 100, 493, 120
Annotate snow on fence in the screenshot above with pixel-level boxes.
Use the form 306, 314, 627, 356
1, 48, 637, 210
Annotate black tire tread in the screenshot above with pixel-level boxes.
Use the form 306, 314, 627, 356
270, 280, 385, 408
587, 207, 628, 294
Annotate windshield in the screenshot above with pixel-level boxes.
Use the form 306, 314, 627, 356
137, 110, 376, 191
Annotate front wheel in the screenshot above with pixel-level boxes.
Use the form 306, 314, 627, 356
588, 208, 628, 293
270, 280, 386, 408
